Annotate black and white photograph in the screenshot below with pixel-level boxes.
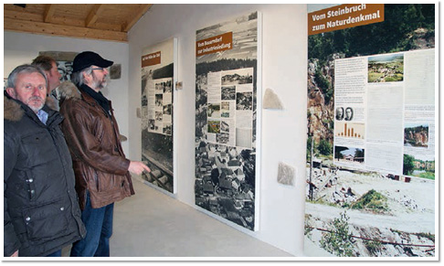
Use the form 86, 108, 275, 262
344, 107, 353, 121
56, 60, 74, 82
163, 123, 172, 135
155, 82, 164, 93
155, 94, 163, 107
155, 111, 163, 121
335, 107, 344, 121
216, 132, 229, 144
148, 119, 156, 131
220, 120, 230, 132
163, 80, 173, 93
236, 92, 253, 111
222, 69, 253, 85
221, 85, 236, 100
163, 104, 172, 115
195, 141, 256, 230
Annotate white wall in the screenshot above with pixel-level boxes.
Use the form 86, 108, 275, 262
127, 4, 307, 256
3, 32, 130, 153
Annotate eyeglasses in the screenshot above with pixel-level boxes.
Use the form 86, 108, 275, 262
92, 67, 106, 71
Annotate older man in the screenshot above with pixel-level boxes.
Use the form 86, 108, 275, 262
4, 64, 86, 257
59, 51, 150, 257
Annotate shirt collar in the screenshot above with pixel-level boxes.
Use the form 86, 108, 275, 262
37, 109, 48, 125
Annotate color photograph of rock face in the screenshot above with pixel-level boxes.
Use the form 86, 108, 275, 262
404, 124, 429, 148
305, 4, 436, 257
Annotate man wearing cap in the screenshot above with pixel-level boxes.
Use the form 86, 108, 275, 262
59, 51, 151, 257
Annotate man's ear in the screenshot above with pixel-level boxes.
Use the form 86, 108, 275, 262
82, 71, 92, 84
6, 87, 17, 99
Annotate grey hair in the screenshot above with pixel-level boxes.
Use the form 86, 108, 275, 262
7, 64, 48, 89
71, 66, 93, 86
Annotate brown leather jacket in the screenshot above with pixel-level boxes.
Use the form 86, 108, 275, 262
59, 82, 134, 210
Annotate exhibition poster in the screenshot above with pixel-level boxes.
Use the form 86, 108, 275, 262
305, 4, 436, 257
141, 38, 177, 194
195, 11, 261, 231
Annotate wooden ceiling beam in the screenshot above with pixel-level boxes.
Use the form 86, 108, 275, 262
122, 4, 152, 32
5, 9, 43, 22
85, 4, 105, 28
44, 4, 56, 23
5, 17, 128, 42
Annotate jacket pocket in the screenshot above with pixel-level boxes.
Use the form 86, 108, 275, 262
22, 200, 69, 242
96, 172, 123, 192
94, 171, 100, 191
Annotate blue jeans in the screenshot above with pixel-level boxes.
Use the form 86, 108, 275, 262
70, 192, 114, 257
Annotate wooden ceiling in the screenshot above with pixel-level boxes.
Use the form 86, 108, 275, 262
4, 4, 153, 42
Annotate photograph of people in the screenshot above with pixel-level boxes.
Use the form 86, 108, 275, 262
335, 107, 344, 120
345, 107, 353, 121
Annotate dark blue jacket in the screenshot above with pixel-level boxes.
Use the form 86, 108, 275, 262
4, 92, 86, 257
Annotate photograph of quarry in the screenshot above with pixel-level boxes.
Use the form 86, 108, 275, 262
368, 54, 404, 83
305, 4, 435, 257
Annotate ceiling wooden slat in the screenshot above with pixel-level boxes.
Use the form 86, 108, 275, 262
85, 4, 105, 28
4, 4, 153, 42
5, 17, 128, 42
43, 5, 56, 23
122, 4, 152, 32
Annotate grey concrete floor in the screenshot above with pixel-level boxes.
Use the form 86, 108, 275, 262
63, 177, 293, 258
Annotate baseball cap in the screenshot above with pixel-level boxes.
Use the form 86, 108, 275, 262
72, 51, 113, 73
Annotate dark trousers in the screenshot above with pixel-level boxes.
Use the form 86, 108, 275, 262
46, 250, 62, 257
70, 192, 114, 257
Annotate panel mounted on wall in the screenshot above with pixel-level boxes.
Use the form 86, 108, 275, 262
305, 4, 436, 257
195, 11, 262, 232
141, 38, 178, 194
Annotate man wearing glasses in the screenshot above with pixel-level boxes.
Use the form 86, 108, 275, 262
59, 51, 151, 257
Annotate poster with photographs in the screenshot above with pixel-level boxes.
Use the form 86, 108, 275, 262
195, 12, 261, 231
305, 4, 436, 257
206, 68, 254, 148
150, 77, 173, 136
141, 38, 177, 194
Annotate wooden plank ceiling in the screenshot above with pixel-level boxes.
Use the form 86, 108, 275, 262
4, 4, 153, 42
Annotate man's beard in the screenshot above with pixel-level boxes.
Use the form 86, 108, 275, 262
91, 72, 109, 90
26, 96, 45, 113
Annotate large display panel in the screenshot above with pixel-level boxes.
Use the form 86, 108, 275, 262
305, 4, 436, 257
194, 11, 262, 231
141, 38, 177, 194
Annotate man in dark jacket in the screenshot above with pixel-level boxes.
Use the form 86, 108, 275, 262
4, 64, 86, 257
59, 51, 151, 257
